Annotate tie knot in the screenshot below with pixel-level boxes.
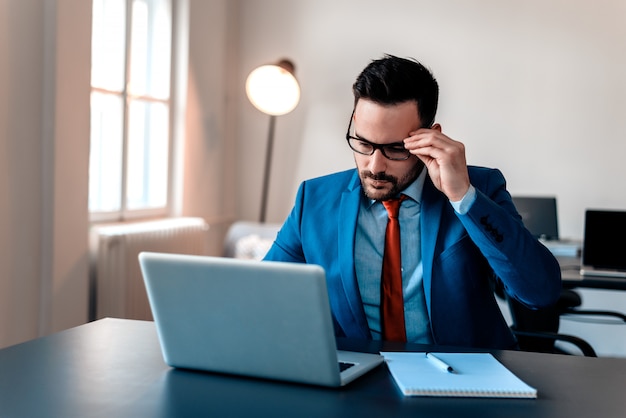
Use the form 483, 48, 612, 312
382, 195, 407, 219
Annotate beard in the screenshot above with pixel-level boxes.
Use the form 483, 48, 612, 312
359, 162, 424, 201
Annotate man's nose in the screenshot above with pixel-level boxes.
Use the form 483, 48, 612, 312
368, 148, 388, 172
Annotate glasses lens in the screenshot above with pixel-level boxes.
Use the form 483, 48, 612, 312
348, 136, 374, 155
383, 145, 410, 160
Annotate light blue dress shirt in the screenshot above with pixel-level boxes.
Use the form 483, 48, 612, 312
354, 169, 433, 343
355, 169, 477, 343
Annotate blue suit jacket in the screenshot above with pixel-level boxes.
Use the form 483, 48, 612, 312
264, 167, 561, 349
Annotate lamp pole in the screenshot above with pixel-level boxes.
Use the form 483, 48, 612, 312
259, 115, 276, 223
246, 58, 299, 223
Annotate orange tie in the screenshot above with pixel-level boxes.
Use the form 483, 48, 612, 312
381, 195, 407, 341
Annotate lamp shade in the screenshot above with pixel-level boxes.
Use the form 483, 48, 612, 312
245, 60, 300, 116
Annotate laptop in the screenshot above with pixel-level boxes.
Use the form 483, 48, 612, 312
138, 252, 383, 387
580, 209, 626, 279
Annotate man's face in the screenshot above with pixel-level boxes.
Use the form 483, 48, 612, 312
351, 99, 424, 201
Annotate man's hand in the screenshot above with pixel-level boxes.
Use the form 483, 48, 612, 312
403, 125, 471, 202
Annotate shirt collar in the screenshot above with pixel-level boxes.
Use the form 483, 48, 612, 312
400, 168, 427, 204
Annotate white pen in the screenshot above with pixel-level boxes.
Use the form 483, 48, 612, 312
426, 352, 456, 373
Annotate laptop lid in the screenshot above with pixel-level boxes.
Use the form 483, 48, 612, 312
138, 252, 383, 387
512, 196, 559, 241
581, 209, 626, 278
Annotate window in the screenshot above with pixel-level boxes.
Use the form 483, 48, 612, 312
90, 0, 172, 221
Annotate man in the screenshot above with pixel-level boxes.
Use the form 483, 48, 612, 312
263, 54, 561, 349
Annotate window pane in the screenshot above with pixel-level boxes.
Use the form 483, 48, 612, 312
129, 0, 171, 99
90, 0, 172, 220
91, 0, 126, 92
126, 100, 169, 209
89, 92, 124, 212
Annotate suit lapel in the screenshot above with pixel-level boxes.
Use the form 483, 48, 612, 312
335, 172, 371, 338
420, 176, 445, 315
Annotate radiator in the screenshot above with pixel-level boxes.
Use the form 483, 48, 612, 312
90, 217, 210, 321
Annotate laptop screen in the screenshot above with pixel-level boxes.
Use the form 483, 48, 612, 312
512, 196, 559, 240
582, 209, 626, 270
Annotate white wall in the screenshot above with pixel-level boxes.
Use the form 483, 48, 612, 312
0, 0, 45, 347
236, 0, 626, 241
180, 0, 239, 245
0, 0, 91, 348
43, 0, 92, 337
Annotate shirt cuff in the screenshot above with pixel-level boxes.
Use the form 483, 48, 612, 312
450, 185, 476, 215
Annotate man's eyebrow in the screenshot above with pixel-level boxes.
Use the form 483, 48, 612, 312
352, 131, 369, 141
353, 132, 405, 146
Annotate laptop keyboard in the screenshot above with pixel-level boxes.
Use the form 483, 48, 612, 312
339, 361, 355, 372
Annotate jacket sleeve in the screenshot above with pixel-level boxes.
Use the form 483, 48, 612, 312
263, 182, 307, 263
457, 168, 562, 308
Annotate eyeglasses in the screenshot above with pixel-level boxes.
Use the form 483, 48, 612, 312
345, 110, 412, 161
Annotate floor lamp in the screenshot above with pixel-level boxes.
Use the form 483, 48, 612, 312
245, 59, 300, 223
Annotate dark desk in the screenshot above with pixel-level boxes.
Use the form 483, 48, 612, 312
1, 318, 625, 418
558, 256, 626, 291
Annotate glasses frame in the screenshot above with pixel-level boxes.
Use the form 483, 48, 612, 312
345, 109, 412, 161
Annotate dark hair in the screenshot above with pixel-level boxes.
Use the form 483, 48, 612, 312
352, 54, 439, 128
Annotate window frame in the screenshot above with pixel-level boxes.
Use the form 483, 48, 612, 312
89, 0, 175, 223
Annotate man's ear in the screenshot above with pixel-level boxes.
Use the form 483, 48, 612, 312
431, 123, 442, 132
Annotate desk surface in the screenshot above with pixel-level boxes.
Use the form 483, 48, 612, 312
558, 256, 626, 290
1, 318, 625, 418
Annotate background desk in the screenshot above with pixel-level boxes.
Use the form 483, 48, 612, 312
1, 318, 625, 418
558, 255, 626, 291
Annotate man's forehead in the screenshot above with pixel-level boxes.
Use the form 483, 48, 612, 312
353, 100, 422, 136
354, 99, 420, 120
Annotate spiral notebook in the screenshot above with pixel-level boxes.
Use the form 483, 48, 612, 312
381, 352, 537, 398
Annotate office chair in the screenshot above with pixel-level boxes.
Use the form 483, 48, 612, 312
505, 294, 598, 357
502, 289, 626, 357
557, 288, 626, 322
491, 277, 591, 355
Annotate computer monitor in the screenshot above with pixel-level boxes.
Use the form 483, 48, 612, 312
512, 196, 559, 241
581, 209, 626, 273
